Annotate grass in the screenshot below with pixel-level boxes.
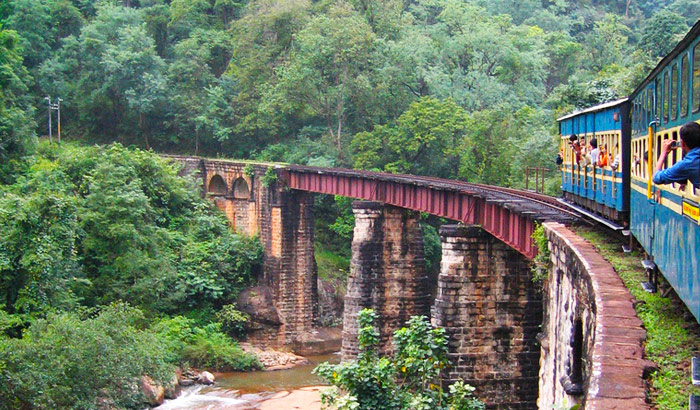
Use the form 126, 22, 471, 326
315, 246, 350, 283
576, 226, 700, 409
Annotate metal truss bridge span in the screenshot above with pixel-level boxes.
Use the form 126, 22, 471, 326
283, 165, 581, 259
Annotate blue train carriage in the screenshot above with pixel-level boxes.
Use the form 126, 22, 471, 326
558, 98, 630, 225
629, 19, 700, 323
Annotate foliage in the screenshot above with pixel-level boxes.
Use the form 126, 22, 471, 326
530, 223, 550, 282
352, 97, 469, 178
421, 222, 442, 276
0, 303, 173, 410
0, 142, 262, 324
576, 227, 700, 410
0, 25, 35, 184
243, 163, 255, 178
216, 304, 251, 338
638, 10, 688, 58
314, 309, 484, 410
328, 195, 355, 243
152, 315, 262, 371
180, 323, 261, 371
260, 166, 278, 187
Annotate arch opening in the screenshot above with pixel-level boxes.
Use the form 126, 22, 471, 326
233, 177, 251, 199
208, 174, 227, 195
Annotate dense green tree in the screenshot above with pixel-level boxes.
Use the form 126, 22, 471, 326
459, 107, 517, 186
273, 2, 376, 157
638, 10, 688, 58
584, 13, 632, 72
0, 26, 35, 184
352, 97, 468, 178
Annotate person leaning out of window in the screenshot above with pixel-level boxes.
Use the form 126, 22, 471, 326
653, 121, 700, 189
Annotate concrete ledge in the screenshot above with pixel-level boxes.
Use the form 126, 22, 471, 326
541, 222, 653, 409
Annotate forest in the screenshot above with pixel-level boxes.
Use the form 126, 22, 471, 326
0, 0, 697, 408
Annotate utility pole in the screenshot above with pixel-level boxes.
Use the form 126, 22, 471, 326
56, 98, 62, 144
44, 96, 52, 143
43, 96, 64, 144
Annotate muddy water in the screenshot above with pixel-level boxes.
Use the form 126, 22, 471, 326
156, 353, 339, 409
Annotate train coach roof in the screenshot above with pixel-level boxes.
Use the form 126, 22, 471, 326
556, 98, 628, 122
632, 18, 700, 97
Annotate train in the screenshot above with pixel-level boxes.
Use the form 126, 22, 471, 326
557, 19, 700, 324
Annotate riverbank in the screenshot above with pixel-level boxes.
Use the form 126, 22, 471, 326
156, 354, 337, 409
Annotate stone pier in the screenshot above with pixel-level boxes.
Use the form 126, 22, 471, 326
432, 225, 542, 409
262, 188, 317, 347
341, 201, 431, 360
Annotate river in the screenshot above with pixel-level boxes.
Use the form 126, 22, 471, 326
156, 353, 339, 409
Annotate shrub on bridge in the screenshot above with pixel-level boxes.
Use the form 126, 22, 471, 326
314, 309, 484, 410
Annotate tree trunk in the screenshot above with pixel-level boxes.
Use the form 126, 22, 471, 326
195, 129, 199, 156
141, 113, 150, 150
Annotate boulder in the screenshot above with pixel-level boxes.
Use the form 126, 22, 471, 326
237, 286, 281, 325
164, 374, 181, 399
140, 376, 165, 407
198, 371, 215, 385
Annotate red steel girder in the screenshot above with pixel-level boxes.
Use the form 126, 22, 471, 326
286, 170, 538, 259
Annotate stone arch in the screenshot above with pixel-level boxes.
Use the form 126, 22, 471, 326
208, 174, 227, 195
233, 177, 250, 199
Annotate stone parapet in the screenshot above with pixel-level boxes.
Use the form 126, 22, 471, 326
539, 223, 653, 409
433, 224, 541, 409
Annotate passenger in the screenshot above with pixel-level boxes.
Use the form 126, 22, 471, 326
556, 149, 564, 168
569, 134, 582, 164
609, 143, 620, 170
653, 121, 700, 188
588, 138, 599, 166
598, 144, 608, 167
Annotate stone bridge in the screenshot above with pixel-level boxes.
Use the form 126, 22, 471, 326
168, 156, 651, 409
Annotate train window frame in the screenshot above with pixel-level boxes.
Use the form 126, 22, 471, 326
694, 42, 700, 113
644, 90, 649, 128
647, 90, 653, 127
671, 63, 678, 121
656, 77, 662, 121
681, 53, 689, 118
663, 70, 670, 124
672, 131, 679, 166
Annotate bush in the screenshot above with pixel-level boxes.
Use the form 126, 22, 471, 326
314, 309, 484, 410
181, 323, 261, 371
216, 304, 250, 338
0, 303, 173, 410
153, 316, 261, 371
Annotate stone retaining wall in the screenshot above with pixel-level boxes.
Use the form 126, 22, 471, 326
539, 222, 653, 409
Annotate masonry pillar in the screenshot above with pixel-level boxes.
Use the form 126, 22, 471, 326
342, 201, 431, 360
432, 225, 541, 409
263, 188, 317, 347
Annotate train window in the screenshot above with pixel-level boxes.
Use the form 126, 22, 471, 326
657, 135, 662, 160
694, 43, 700, 112
682, 54, 689, 117
656, 77, 662, 120
671, 64, 678, 121
664, 71, 670, 123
